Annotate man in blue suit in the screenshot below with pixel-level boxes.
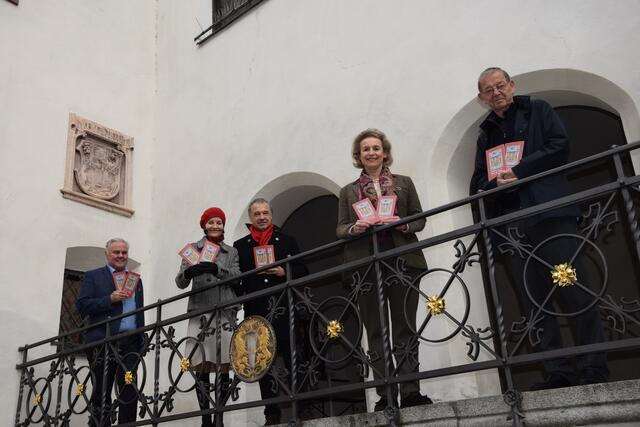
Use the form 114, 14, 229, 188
77, 238, 145, 426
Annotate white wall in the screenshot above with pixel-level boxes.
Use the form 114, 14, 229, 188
3, 0, 640, 425
0, 0, 156, 421
152, 1, 640, 418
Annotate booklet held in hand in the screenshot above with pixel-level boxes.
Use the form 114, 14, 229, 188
352, 198, 380, 224
485, 140, 524, 180
254, 245, 276, 269
179, 244, 200, 266
198, 241, 220, 263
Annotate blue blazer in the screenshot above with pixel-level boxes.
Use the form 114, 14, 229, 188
76, 266, 145, 348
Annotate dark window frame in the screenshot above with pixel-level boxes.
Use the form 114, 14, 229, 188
195, 0, 269, 45
56, 269, 86, 352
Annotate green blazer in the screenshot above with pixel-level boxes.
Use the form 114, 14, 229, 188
336, 174, 428, 270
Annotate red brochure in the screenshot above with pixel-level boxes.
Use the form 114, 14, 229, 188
485, 140, 525, 180
112, 271, 127, 290
377, 195, 397, 219
122, 272, 140, 298
179, 243, 200, 266
198, 241, 220, 263
504, 140, 524, 167
253, 245, 276, 269
352, 198, 380, 224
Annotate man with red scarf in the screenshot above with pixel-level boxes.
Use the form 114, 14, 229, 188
233, 198, 306, 426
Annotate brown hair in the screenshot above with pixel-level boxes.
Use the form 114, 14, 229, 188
351, 128, 394, 169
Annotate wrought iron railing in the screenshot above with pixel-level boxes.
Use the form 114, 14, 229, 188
15, 142, 640, 427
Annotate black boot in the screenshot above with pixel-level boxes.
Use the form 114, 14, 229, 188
195, 372, 214, 427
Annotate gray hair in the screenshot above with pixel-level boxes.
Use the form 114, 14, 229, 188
105, 238, 129, 251
247, 198, 272, 216
477, 67, 511, 91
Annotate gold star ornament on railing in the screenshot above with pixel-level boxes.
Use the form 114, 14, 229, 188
180, 357, 191, 373
426, 295, 445, 316
327, 320, 344, 339
551, 263, 577, 287
124, 371, 135, 385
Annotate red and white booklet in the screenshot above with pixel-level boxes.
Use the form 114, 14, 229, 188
112, 271, 140, 298
112, 271, 127, 290
352, 198, 380, 224
485, 140, 524, 180
253, 245, 276, 268
198, 241, 220, 263
179, 243, 201, 266
122, 272, 141, 298
376, 195, 397, 219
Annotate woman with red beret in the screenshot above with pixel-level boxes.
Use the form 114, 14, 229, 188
175, 207, 240, 427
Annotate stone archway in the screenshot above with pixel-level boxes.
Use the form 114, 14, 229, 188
231, 171, 341, 238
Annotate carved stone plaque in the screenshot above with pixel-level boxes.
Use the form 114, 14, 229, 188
61, 113, 134, 216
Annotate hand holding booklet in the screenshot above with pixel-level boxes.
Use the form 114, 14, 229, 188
485, 140, 524, 180
352, 195, 399, 224
112, 271, 140, 298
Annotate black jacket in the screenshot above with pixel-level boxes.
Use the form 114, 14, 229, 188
469, 95, 580, 225
233, 226, 306, 319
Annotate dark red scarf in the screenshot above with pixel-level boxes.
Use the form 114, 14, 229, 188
249, 224, 274, 246
358, 167, 397, 213
206, 234, 224, 244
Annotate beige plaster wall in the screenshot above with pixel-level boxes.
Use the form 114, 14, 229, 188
152, 0, 640, 422
0, 0, 156, 422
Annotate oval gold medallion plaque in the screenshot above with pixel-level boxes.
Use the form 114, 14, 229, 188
230, 315, 277, 382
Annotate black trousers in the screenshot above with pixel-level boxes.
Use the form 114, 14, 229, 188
491, 216, 608, 380
244, 301, 292, 417
85, 335, 141, 426
357, 251, 422, 400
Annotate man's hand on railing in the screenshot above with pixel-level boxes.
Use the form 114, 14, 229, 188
257, 266, 286, 277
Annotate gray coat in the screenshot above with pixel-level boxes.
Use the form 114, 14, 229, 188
175, 237, 240, 314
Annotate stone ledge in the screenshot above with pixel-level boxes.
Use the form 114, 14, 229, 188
288, 379, 640, 426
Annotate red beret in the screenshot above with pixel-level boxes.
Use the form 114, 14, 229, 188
200, 207, 226, 229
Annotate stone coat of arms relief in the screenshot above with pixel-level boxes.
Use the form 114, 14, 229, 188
75, 140, 123, 200
61, 113, 134, 216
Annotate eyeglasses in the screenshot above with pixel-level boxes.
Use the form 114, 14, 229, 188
480, 81, 509, 96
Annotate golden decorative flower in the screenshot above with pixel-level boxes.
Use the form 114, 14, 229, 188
179, 357, 191, 373
326, 320, 344, 339
551, 263, 577, 287
426, 295, 445, 316
33, 393, 41, 406
76, 383, 85, 396
124, 371, 135, 385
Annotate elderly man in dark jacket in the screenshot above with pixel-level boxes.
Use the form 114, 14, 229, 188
470, 67, 608, 390
233, 198, 307, 426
